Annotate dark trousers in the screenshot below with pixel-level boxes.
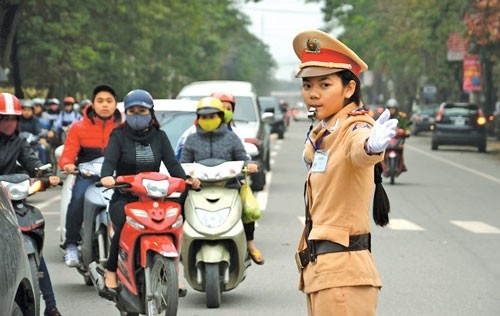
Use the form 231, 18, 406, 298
65, 175, 98, 246
39, 256, 56, 308
105, 193, 138, 272
244, 221, 255, 241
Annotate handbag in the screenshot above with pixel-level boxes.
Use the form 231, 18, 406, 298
240, 172, 261, 223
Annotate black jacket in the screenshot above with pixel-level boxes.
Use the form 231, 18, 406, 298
101, 123, 186, 180
0, 133, 46, 177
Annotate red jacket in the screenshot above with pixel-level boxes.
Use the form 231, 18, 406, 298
59, 105, 122, 168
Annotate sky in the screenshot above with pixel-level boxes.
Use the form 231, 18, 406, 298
237, 0, 325, 81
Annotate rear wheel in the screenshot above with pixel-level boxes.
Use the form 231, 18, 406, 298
478, 139, 487, 153
146, 254, 178, 316
431, 139, 438, 150
28, 254, 40, 314
204, 263, 222, 308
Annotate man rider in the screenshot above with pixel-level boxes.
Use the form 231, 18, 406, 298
59, 85, 121, 267
386, 98, 410, 171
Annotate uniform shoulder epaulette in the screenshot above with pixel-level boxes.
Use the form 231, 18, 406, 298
348, 109, 369, 116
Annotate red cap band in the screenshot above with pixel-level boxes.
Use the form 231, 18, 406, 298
301, 48, 361, 76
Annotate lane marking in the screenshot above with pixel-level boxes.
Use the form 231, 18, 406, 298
406, 144, 500, 185
387, 218, 425, 231
451, 220, 500, 234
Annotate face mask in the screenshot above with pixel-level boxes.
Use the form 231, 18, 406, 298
223, 110, 233, 123
0, 119, 17, 136
198, 116, 222, 132
126, 113, 152, 131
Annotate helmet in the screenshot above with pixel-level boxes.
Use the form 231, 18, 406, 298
386, 98, 399, 108
0, 92, 22, 115
63, 96, 76, 104
210, 92, 235, 107
196, 97, 224, 115
123, 89, 154, 110
21, 99, 35, 109
47, 98, 60, 106
80, 99, 92, 108
32, 98, 44, 106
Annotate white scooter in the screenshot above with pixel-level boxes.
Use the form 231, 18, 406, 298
58, 153, 113, 285
181, 158, 251, 308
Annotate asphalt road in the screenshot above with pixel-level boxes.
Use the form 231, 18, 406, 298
31, 120, 500, 316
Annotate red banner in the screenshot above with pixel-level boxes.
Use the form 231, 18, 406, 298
463, 54, 482, 92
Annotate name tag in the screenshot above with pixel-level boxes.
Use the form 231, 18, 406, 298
311, 150, 329, 173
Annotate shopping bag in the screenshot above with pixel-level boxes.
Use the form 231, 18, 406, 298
240, 172, 261, 223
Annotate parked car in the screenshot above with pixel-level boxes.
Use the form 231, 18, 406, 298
176, 80, 274, 191
431, 102, 487, 152
259, 96, 286, 139
410, 104, 438, 135
0, 183, 37, 315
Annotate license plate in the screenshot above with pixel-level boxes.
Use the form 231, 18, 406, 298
455, 117, 465, 126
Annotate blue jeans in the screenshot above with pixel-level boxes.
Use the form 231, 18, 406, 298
39, 256, 56, 308
65, 175, 98, 246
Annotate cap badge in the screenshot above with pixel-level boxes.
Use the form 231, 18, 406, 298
305, 38, 320, 54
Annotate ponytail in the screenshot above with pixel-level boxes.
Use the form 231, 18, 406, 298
373, 162, 390, 226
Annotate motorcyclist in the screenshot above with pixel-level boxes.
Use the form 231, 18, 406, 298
58, 85, 122, 267
175, 91, 239, 160
0, 92, 63, 316
180, 96, 265, 265
19, 99, 50, 164
52, 96, 82, 139
386, 98, 410, 171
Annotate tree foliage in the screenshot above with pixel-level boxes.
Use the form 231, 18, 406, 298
0, 0, 275, 100
309, 0, 498, 111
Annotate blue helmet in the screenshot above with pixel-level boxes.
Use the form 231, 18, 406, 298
123, 89, 154, 110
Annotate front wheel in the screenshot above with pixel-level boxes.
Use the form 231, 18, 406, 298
146, 254, 178, 316
28, 254, 40, 314
389, 158, 396, 185
204, 263, 222, 308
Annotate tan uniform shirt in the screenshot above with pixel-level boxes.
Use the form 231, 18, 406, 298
298, 103, 383, 293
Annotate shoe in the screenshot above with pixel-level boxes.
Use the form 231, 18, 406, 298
64, 244, 81, 267
44, 306, 62, 316
249, 249, 265, 265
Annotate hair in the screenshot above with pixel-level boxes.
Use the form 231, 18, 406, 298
373, 162, 390, 226
338, 70, 362, 106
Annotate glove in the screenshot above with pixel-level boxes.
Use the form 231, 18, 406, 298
366, 109, 398, 154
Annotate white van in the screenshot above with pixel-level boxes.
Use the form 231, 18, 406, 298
176, 80, 273, 191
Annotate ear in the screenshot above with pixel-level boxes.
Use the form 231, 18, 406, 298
345, 80, 356, 99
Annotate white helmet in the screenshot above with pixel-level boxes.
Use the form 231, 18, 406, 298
386, 98, 399, 108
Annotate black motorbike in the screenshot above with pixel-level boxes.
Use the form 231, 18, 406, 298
0, 164, 54, 313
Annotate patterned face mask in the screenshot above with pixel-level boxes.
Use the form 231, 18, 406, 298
126, 113, 152, 130
198, 116, 222, 132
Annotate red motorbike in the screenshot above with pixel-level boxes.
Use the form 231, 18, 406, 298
89, 172, 186, 316
382, 128, 408, 185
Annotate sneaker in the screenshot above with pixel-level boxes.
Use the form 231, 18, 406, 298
64, 244, 81, 267
44, 306, 62, 316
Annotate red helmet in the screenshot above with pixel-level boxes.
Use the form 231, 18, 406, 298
63, 96, 76, 104
0, 92, 22, 116
210, 92, 235, 108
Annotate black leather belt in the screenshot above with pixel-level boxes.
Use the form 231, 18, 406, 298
295, 233, 371, 270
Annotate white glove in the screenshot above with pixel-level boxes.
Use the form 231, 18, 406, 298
366, 109, 398, 153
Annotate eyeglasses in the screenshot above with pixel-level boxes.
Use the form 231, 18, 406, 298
0, 115, 17, 121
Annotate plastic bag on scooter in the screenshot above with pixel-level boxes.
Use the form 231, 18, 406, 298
240, 173, 261, 224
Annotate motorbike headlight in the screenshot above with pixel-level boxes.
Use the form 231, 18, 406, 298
1, 179, 29, 201
126, 215, 145, 230
142, 179, 169, 198
195, 207, 230, 228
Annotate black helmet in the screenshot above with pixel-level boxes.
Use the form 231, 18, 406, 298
123, 89, 154, 110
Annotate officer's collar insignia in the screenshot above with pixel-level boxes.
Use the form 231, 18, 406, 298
305, 38, 320, 53
347, 109, 368, 116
